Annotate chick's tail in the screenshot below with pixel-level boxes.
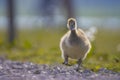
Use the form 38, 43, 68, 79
85, 26, 98, 42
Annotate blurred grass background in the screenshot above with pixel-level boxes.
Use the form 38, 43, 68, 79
0, 28, 120, 71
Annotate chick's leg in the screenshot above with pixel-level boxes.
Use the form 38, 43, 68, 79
76, 59, 82, 71
62, 55, 68, 65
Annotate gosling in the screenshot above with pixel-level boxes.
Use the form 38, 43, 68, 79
60, 18, 91, 70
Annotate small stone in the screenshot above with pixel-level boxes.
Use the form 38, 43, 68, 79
0, 66, 3, 69
33, 70, 41, 74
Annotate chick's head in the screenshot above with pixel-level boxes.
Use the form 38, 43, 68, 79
67, 18, 77, 31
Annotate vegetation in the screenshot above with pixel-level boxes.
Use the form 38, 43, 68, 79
0, 27, 120, 72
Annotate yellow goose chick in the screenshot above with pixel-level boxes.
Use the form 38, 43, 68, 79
60, 18, 91, 70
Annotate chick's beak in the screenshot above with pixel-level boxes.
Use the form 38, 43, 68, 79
70, 25, 75, 31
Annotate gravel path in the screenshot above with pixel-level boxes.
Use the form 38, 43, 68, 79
0, 59, 119, 80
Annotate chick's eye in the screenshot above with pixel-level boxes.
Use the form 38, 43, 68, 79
72, 22, 75, 25
69, 22, 72, 25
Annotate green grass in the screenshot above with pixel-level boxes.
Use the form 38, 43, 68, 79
0, 27, 120, 72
